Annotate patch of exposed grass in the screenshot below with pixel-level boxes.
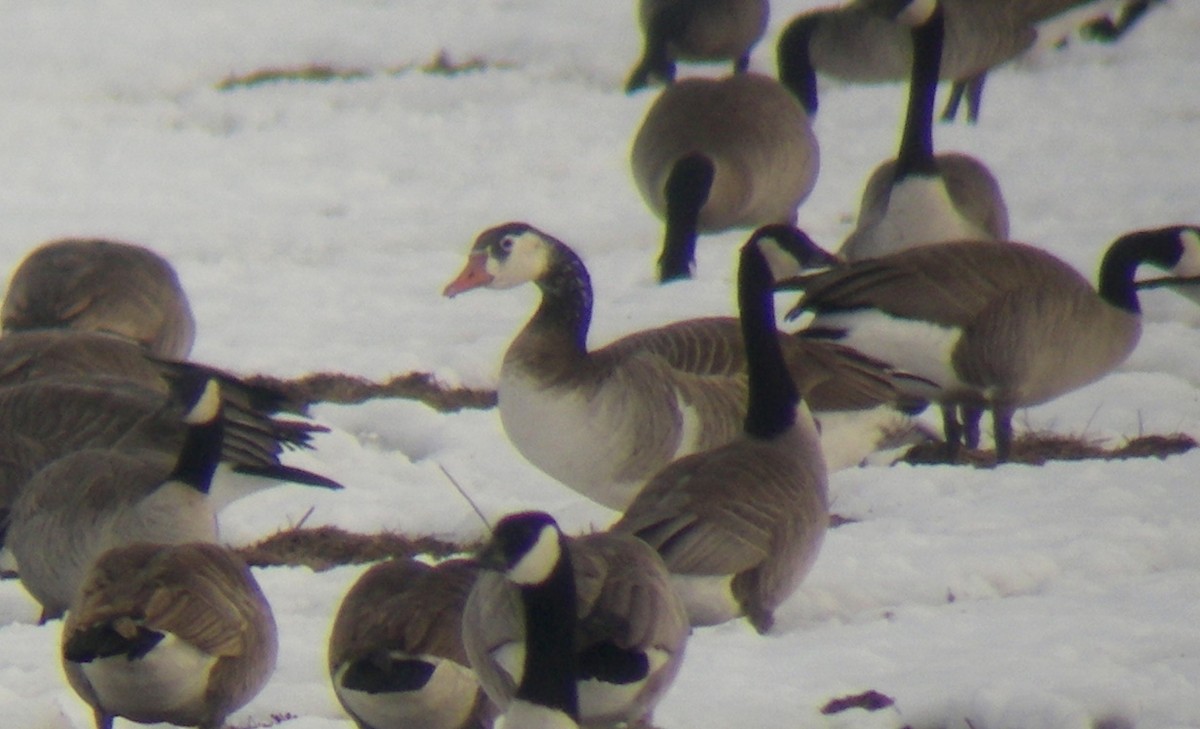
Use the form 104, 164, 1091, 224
245, 370, 496, 414
217, 50, 513, 90
901, 431, 1197, 467
236, 525, 469, 572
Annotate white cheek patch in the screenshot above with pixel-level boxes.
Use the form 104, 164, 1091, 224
1172, 229, 1200, 277
507, 525, 563, 586
182, 379, 221, 424
897, 0, 938, 27
487, 232, 551, 290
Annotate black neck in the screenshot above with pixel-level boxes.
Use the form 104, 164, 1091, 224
515, 546, 580, 720
1099, 228, 1183, 313
659, 153, 716, 282
777, 16, 820, 115
895, 3, 944, 179
741, 236, 799, 439
531, 242, 593, 353
168, 413, 224, 494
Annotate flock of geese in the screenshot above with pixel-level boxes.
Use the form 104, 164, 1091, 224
0, 0, 1189, 728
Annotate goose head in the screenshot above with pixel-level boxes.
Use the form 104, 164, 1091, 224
1108, 225, 1200, 311
477, 510, 568, 588
1134, 226, 1200, 301
443, 223, 558, 298
750, 224, 842, 281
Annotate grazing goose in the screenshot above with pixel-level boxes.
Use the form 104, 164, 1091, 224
444, 223, 902, 508
624, 0, 770, 92
776, 0, 1122, 123
62, 541, 277, 729
838, 0, 1009, 262
2, 238, 195, 358
463, 525, 688, 729
782, 226, 1200, 462
611, 229, 829, 632
474, 512, 581, 729
329, 558, 492, 729
629, 72, 819, 281
8, 376, 226, 621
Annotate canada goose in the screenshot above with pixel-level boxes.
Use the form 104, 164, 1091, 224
62, 541, 277, 729
474, 511, 580, 729
838, 0, 1009, 262
624, 0, 770, 92
610, 229, 829, 632
463, 525, 688, 728
776, 0, 1120, 123
444, 222, 902, 508
782, 226, 1200, 462
7, 375, 226, 621
2, 238, 195, 358
630, 72, 819, 281
329, 558, 492, 729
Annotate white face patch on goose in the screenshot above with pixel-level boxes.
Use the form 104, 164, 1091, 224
1172, 229, 1200, 277
756, 238, 801, 281
897, 0, 937, 27
182, 379, 221, 425
486, 230, 552, 290
507, 524, 562, 586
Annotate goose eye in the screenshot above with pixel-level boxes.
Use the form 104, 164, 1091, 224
499, 236, 516, 253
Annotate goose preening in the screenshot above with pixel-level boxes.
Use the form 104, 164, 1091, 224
443, 222, 908, 509
474, 511, 582, 729
62, 541, 277, 729
838, 0, 1009, 262
624, 0, 769, 92
782, 226, 1200, 463
8, 377, 236, 621
329, 558, 492, 729
463, 524, 688, 729
629, 72, 819, 282
2, 238, 195, 358
776, 0, 1126, 123
610, 230, 829, 632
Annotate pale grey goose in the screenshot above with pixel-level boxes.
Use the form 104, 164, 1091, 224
837, 0, 1009, 262
62, 541, 277, 729
2, 238, 195, 358
624, 0, 769, 92
629, 72, 819, 282
8, 376, 238, 621
610, 229, 829, 632
473, 512, 582, 729
463, 524, 688, 728
777, 0, 1124, 123
782, 226, 1200, 462
329, 558, 492, 729
443, 222, 904, 509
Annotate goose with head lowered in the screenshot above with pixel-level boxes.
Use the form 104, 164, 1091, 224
62, 541, 277, 729
2, 237, 196, 358
782, 225, 1200, 463
611, 229, 829, 632
463, 520, 688, 729
630, 72, 819, 282
474, 511, 582, 729
837, 0, 1009, 263
329, 558, 492, 729
624, 0, 769, 93
444, 222, 906, 509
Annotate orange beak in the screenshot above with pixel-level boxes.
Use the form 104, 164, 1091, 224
442, 253, 493, 298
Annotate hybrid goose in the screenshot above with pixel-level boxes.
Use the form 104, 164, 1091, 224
611, 229, 829, 632
782, 226, 1200, 462
473, 512, 581, 729
10, 377, 228, 620
838, 0, 1009, 262
62, 541, 277, 729
463, 523, 688, 729
776, 0, 1125, 123
629, 72, 819, 281
329, 558, 492, 729
2, 238, 196, 358
624, 0, 769, 92
444, 222, 905, 509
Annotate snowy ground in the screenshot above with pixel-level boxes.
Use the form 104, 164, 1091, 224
0, 1, 1198, 728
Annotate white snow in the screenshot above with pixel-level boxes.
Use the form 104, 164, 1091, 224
0, 1, 1198, 728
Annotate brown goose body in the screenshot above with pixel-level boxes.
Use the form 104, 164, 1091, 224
62, 541, 277, 729
611, 230, 829, 633
787, 228, 1200, 460
444, 223, 902, 508
2, 238, 195, 358
625, 0, 769, 91
330, 559, 489, 729
630, 73, 819, 281
463, 530, 689, 729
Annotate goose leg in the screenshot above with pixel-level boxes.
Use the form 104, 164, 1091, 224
961, 404, 984, 450
939, 73, 986, 124
940, 404, 963, 462
734, 53, 751, 73
625, 8, 686, 92
992, 404, 1015, 464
